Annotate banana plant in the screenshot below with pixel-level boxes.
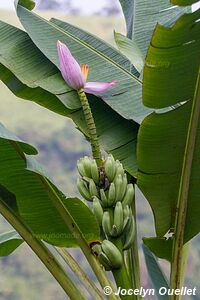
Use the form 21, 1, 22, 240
138, 0, 200, 298
0, 0, 199, 299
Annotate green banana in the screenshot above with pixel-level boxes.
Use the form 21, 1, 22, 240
104, 155, 116, 182
89, 179, 99, 197
101, 240, 123, 269
113, 201, 124, 236
82, 176, 91, 184
77, 158, 86, 177
122, 184, 134, 208
109, 154, 115, 163
91, 160, 99, 185
82, 156, 92, 178
121, 174, 128, 199
77, 178, 91, 201
123, 218, 135, 250
123, 218, 130, 233
114, 161, 124, 179
123, 205, 130, 230
123, 208, 134, 232
107, 182, 116, 206
93, 196, 103, 225
100, 189, 108, 207
115, 174, 124, 202
98, 252, 112, 271
102, 211, 112, 237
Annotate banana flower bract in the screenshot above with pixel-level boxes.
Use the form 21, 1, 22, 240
57, 41, 117, 94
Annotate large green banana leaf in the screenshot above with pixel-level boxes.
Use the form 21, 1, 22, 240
137, 7, 200, 259
119, 0, 190, 54
15, 0, 150, 122
114, 31, 144, 74
0, 123, 100, 247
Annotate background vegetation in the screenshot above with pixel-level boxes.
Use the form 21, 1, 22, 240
0, 9, 199, 300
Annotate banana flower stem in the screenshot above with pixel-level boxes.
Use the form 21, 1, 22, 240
78, 89, 103, 167
112, 238, 133, 300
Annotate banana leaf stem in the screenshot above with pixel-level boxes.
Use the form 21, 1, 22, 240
170, 69, 200, 298
130, 194, 141, 299
78, 89, 103, 167
56, 247, 104, 300
0, 200, 86, 300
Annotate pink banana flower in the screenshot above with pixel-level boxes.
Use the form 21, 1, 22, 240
57, 40, 117, 94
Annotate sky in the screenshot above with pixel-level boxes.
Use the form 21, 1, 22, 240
0, 0, 120, 14
0, 0, 199, 14
0, 0, 200, 15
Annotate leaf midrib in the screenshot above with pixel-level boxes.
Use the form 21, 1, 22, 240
171, 68, 200, 290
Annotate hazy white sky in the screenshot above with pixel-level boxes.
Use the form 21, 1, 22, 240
0, 0, 120, 14
0, 0, 199, 14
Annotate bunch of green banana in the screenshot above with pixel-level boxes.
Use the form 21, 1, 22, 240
96, 176, 133, 209
92, 240, 123, 271
77, 155, 134, 205
77, 155, 136, 251
104, 155, 134, 204
102, 203, 133, 238
77, 156, 99, 185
